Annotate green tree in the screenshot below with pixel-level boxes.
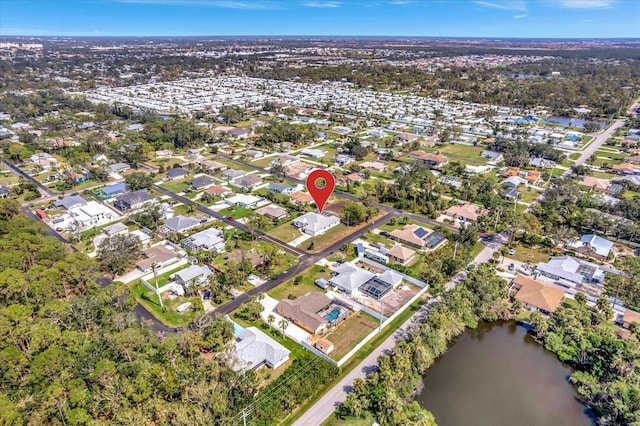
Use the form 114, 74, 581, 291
96, 233, 142, 274
125, 172, 154, 191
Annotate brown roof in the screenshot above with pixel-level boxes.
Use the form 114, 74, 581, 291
255, 205, 287, 218
408, 150, 449, 164
579, 176, 610, 191
503, 167, 520, 177
137, 245, 177, 270
513, 275, 565, 313
315, 337, 334, 353
276, 292, 331, 333
387, 244, 416, 261
390, 224, 430, 248
613, 163, 638, 172
444, 203, 481, 221
206, 185, 232, 196
623, 309, 640, 325
290, 191, 314, 204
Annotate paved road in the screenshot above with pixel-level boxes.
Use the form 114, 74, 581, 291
294, 231, 508, 426
561, 119, 626, 177
2, 159, 56, 197
153, 184, 305, 258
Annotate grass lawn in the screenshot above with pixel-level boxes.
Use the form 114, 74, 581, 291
569, 153, 581, 160
551, 167, 567, 176
595, 149, 626, 159
213, 157, 254, 172
623, 190, 640, 200
268, 264, 330, 300
518, 188, 542, 204
132, 281, 201, 327
593, 157, 622, 168
427, 144, 486, 163
325, 312, 379, 360
299, 223, 350, 252
172, 204, 193, 216
589, 170, 616, 179
507, 242, 551, 264
147, 157, 186, 168
269, 223, 303, 243
323, 412, 376, 426
219, 205, 254, 219
161, 179, 190, 193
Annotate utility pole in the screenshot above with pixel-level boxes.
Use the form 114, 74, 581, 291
453, 241, 459, 260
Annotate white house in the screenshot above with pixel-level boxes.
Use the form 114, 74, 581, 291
293, 212, 340, 236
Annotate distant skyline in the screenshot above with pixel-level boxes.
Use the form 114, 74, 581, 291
1, 0, 639, 38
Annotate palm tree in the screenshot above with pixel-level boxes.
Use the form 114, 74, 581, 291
267, 314, 275, 329
152, 263, 163, 307
278, 318, 289, 338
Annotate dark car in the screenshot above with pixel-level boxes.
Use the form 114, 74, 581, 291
380, 231, 391, 238
199, 218, 207, 223
226, 216, 234, 221
202, 290, 212, 300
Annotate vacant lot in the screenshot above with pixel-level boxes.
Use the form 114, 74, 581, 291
269, 222, 302, 243
358, 282, 421, 315
325, 312, 378, 360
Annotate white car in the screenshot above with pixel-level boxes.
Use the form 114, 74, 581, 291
508, 249, 516, 256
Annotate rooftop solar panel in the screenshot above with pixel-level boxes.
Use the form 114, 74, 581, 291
413, 227, 429, 239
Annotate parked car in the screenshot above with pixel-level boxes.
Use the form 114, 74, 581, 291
508, 263, 516, 271
226, 216, 234, 221
199, 218, 207, 223
380, 231, 391, 238
508, 249, 516, 256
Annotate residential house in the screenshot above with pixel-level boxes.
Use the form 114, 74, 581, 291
124, 123, 144, 132
54, 195, 87, 210
481, 150, 504, 163
578, 176, 621, 194
408, 151, 449, 168
293, 212, 340, 236
301, 148, 326, 159
359, 160, 387, 172
612, 163, 640, 175
114, 190, 156, 211
181, 228, 225, 252
166, 168, 189, 180
625, 156, 640, 165
567, 234, 614, 259
502, 176, 528, 188
233, 327, 290, 371
205, 185, 233, 198
97, 182, 128, 199
161, 215, 201, 234
339, 173, 363, 185
255, 205, 288, 220
315, 338, 335, 355
225, 194, 262, 208
200, 160, 228, 172
271, 154, 299, 166
390, 224, 445, 251
329, 263, 375, 296
108, 163, 131, 174
438, 175, 462, 189
267, 182, 297, 195
535, 256, 609, 288
245, 150, 263, 159
333, 154, 355, 167
511, 275, 565, 315
232, 174, 262, 191
444, 203, 481, 222
359, 270, 404, 299
187, 147, 207, 158
528, 158, 555, 169
227, 128, 250, 139
289, 191, 315, 205
276, 292, 333, 335
386, 244, 417, 266
66, 201, 115, 229
504, 188, 521, 201
102, 222, 128, 236
621, 310, 640, 329
174, 265, 212, 289
136, 244, 179, 273
191, 175, 215, 191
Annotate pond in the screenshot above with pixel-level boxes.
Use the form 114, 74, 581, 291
543, 116, 607, 129
415, 321, 594, 426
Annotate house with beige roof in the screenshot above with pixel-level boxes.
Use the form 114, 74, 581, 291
275, 292, 334, 335
390, 224, 447, 251
386, 244, 417, 266
621, 310, 640, 329
511, 275, 565, 315
444, 203, 481, 222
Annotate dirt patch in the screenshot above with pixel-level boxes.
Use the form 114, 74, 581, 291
324, 199, 348, 216
358, 283, 420, 315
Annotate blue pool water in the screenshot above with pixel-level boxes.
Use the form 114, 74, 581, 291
324, 309, 340, 321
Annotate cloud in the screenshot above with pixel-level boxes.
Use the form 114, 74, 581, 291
303, 1, 341, 7
388, 0, 415, 4
513, 13, 528, 18
555, 0, 615, 8
473, 0, 527, 11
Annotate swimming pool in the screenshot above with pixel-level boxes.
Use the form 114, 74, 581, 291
324, 308, 341, 322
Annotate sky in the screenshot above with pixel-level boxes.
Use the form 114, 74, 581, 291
1, 0, 639, 38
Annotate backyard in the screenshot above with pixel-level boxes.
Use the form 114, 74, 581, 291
268, 264, 330, 300
132, 280, 202, 327
324, 312, 378, 360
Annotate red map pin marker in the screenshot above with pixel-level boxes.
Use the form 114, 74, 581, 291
306, 169, 335, 214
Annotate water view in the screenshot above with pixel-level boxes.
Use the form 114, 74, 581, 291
543, 116, 607, 129
416, 321, 593, 426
